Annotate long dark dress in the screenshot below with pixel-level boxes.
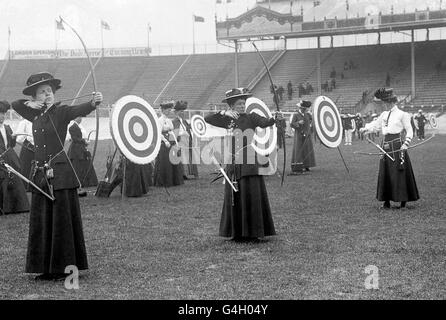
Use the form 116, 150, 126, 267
205, 111, 276, 239
67, 122, 98, 187
12, 100, 94, 274
377, 134, 419, 202
172, 117, 199, 178
108, 156, 153, 197
154, 132, 184, 188
0, 125, 30, 214
290, 111, 316, 172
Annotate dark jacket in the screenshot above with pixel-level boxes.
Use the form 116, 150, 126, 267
205, 112, 275, 180
0, 124, 20, 173
290, 111, 312, 137
0, 125, 17, 151
12, 100, 95, 191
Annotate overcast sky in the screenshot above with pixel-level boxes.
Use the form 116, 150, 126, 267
0, 0, 260, 57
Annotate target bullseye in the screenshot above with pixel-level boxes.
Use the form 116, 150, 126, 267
110, 95, 161, 164
245, 97, 277, 156
191, 115, 207, 138
313, 96, 343, 148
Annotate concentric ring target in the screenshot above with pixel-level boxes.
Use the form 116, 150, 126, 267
429, 114, 438, 129
191, 115, 207, 138
245, 97, 277, 156
313, 96, 343, 148
110, 95, 161, 164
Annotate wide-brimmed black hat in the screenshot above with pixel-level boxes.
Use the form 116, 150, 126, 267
0, 100, 10, 113
373, 87, 397, 103
160, 100, 175, 109
174, 100, 188, 111
222, 87, 252, 103
297, 100, 312, 108
22, 72, 62, 96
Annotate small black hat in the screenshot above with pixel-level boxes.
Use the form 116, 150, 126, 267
222, 88, 252, 103
174, 100, 188, 111
23, 72, 62, 96
0, 100, 10, 113
297, 100, 312, 108
373, 87, 397, 103
160, 100, 175, 109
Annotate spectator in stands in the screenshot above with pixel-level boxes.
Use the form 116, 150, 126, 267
330, 67, 336, 79
385, 72, 391, 87
305, 81, 313, 94
323, 80, 329, 92
298, 83, 305, 97
362, 90, 368, 103
277, 85, 284, 102
435, 61, 442, 74
331, 77, 336, 90
287, 81, 293, 100
349, 59, 356, 69
414, 109, 428, 140
344, 61, 349, 70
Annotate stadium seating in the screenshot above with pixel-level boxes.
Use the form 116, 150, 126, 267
1, 41, 445, 117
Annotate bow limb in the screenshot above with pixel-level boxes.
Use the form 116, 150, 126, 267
252, 42, 286, 186
60, 16, 100, 183
354, 133, 436, 156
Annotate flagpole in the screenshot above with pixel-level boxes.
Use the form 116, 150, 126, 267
147, 23, 150, 56
192, 15, 195, 55
8, 26, 11, 60
101, 22, 104, 57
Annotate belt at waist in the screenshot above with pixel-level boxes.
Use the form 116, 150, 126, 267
384, 133, 401, 142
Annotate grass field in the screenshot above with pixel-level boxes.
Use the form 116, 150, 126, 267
0, 133, 445, 300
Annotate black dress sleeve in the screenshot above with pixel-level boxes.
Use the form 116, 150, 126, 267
59, 102, 96, 124
250, 113, 275, 129
204, 112, 232, 129
11, 99, 40, 122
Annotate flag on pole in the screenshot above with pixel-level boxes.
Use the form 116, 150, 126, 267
148, 23, 151, 32
193, 15, 205, 22
101, 20, 111, 30
56, 18, 65, 30
8, 26, 11, 36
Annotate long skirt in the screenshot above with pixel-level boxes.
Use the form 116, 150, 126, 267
123, 161, 152, 197
291, 132, 316, 172
220, 175, 276, 239
0, 149, 30, 214
377, 134, 419, 202
154, 143, 184, 187
26, 189, 88, 274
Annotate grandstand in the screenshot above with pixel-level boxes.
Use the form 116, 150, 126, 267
0, 1, 445, 118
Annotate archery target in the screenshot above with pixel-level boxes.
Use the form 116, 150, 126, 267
429, 114, 438, 129
191, 115, 207, 138
110, 95, 161, 164
245, 97, 277, 156
313, 96, 343, 148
